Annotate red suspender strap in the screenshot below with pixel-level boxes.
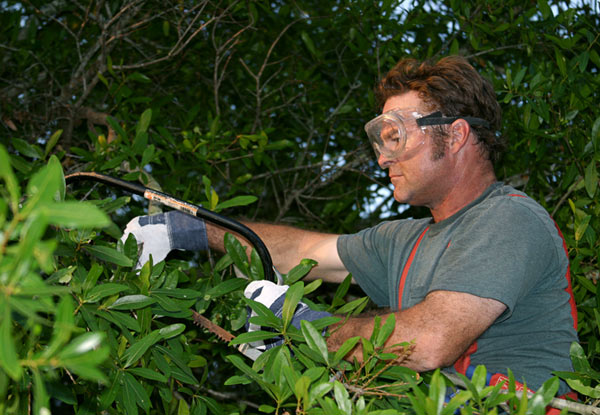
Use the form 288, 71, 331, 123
551, 220, 578, 330
398, 227, 429, 309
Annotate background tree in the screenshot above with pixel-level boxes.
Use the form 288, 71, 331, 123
1, 0, 599, 413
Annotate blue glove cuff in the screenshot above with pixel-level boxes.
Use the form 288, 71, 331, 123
166, 210, 208, 252
139, 211, 208, 252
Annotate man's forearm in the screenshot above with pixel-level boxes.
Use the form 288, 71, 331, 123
205, 221, 348, 282
326, 290, 507, 372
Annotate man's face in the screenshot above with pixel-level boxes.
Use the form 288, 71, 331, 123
378, 91, 452, 208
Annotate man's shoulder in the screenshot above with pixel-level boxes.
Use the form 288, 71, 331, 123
465, 183, 561, 244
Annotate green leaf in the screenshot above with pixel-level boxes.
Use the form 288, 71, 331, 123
59, 332, 106, 360
44, 295, 75, 357
301, 320, 329, 365
23, 157, 63, 214
375, 314, 396, 348
294, 375, 310, 401
82, 262, 103, 293
86, 283, 130, 302
570, 342, 593, 374
575, 215, 591, 242
132, 131, 148, 156
178, 399, 190, 415
225, 375, 252, 386
46, 155, 66, 201
264, 139, 293, 151
83, 245, 133, 267
555, 48, 567, 77
206, 278, 247, 298
335, 296, 369, 315
128, 367, 167, 383
285, 259, 317, 285
151, 288, 203, 299
209, 188, 219, 210
140, 144, 155, 166
123, 372, 151, 412
100, 371, 123, 408
0, 145, 20, 210
45, 129, 63, 158
332, 336, 360, 365
122, 330, 161, 368
470, 365, 488, 397
215, 195, 258, 212
301, 31, 317, 56
282, 282, 303, 329
108, 294, 156, 310
537, 377, 559, 405
158, 323, 186, 340
592, 116, 600, 151
307, 382, 333, 408
106, 116, 127, 140
136, 108, 152, 135
152, 293, 183, 312
537, 0, 552, 19
226, 354, 277, 399
96, 310, 141, 332
584, 162, 598, 198
249, 249, 265, 281
333, 381, 351, 414
12, 137, 43, 159
224, 233, 249, 275
128, 72, 152, 83
32, 369, 50, 415
0, 302, 22, 380
230, 330, 280, 345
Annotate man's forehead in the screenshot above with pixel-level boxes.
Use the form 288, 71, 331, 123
382, 91, 425, 113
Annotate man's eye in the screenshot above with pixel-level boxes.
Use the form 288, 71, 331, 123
382, 134, 400, 143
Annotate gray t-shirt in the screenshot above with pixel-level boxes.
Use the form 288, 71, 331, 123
337, 182, 578, 393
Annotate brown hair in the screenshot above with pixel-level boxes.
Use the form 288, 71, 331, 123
375, 56, 505, 161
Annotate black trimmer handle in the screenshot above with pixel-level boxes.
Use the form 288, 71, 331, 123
65, 172, 278, 283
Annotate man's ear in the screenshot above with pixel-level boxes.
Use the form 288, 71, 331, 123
449, 119, 471, 154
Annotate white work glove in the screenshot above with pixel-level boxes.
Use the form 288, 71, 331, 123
244, 280, 331, 351
121, 210, 208, 268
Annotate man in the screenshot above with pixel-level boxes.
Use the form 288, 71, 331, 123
123, 56, 578, 394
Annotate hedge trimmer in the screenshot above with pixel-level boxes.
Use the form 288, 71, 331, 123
65, 171, 273, 360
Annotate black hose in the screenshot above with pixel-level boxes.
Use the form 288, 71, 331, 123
65, 172, 276, 282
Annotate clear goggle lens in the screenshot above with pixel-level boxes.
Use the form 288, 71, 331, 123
364, 110, 426, 161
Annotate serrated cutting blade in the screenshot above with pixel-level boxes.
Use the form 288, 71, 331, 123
192, 311, 262, 361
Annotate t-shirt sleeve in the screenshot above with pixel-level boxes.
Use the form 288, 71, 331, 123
429, 198, 562, 320
337, 226, 390, 306
337, 219, 429, 307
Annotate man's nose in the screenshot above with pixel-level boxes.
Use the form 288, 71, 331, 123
378, 153, 395, 169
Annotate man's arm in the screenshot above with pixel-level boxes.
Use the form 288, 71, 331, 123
205, 221, 350, 284
327, 290, 506, 372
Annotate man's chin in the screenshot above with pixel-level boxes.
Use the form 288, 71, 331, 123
392, 190, 411, 205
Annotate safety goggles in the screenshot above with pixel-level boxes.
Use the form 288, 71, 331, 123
364, 109, 490, 161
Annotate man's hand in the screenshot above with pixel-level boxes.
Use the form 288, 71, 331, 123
121, 210, 208, 268
244, 280, 332, 350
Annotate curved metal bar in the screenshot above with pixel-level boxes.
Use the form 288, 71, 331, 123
65, 171, 277, 282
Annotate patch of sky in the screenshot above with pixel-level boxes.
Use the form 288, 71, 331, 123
360, 183, 410, 219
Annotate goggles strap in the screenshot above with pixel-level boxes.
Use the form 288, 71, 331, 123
416, 111, 491, 129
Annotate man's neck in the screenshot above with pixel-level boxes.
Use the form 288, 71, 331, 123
429, 166, 497, 223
